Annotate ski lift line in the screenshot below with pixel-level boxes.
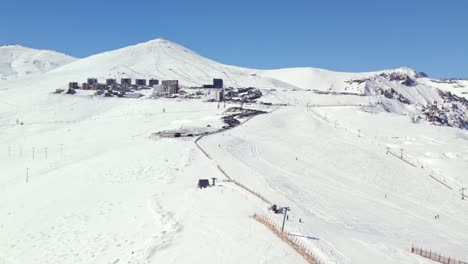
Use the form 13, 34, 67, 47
428, 174, 453, 191
158, 41, 222, 83
307, 106, 465, 200
157, 42, 200, 81
387, 150, 417, 167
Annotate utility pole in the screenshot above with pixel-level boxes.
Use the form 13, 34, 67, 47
386, 147, 390, 155
26, 168, 29, 183
281, 207, 290, 232
32, 147, 35, 160
460, 187, 466, 199
400, 148, 404, 159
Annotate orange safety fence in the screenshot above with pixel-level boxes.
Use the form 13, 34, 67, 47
253, 214, 322, 264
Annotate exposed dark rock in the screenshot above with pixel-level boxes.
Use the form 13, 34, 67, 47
375, 87, 411, 104
380, 72, 416, 86
420, 91, 468, 129
415, 72, 428, 78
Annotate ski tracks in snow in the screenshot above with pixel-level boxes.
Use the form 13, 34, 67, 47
124, 195, 183, 264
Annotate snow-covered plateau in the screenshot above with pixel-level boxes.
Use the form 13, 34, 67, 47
0, 38, 467, 264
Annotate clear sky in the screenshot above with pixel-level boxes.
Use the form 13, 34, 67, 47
1, 0, 467, 77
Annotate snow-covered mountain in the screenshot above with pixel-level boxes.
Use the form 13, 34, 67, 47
1, 38, 468, 264
3, 38, 466, 129
258, 67, 468, 129
48, 38, 296, 89
0, 44, 76, 80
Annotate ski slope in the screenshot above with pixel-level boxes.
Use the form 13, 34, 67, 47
199, 102, 468, 264
0, 95, 306, 264
0, 38, 467, 264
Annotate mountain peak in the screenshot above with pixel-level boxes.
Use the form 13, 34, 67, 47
0, 44, 27, 49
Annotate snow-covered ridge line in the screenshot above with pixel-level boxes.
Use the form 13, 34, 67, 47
0, 45, 77, 80
1, 37, 467, 129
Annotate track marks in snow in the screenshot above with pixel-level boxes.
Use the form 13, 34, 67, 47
127, 195, 183, 264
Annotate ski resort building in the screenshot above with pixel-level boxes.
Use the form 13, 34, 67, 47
149, 79, 159, 87
198, 179, 210, 189
213, 78, 223, 88
121, 78, 132, 85
136, 79, 146, 86
68, 82, 78, 89
162, 80, 179, 95
87, 78, 98, 85
215, 90, 224, 102
82, 82, 90, 90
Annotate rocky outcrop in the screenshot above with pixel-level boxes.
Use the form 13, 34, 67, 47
420, 90, 468, 129
375, 87, 411, 104
379, 72, 416, 86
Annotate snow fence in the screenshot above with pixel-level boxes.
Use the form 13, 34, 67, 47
411, 245, 467, 264
253, 214, 322, 264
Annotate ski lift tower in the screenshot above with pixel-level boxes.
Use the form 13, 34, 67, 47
211, 177, 217, 186
281, 207, 290, 232
460, 187, 467, 199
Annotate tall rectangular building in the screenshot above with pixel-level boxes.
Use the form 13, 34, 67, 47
213, 78, 223, 89
69, 82, 78, 89
149, 79, 159, 86
87, 78, 98, 85
162, 80, 179, 95
121, 78, 132, 85
136, 79, 147, 86
215, 90, 224, 102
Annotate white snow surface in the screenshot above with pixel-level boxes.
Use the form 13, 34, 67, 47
0, 38, 467, 264
0, 45, 76, 81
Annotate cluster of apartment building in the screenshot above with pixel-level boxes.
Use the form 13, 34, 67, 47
65, 77, 261, 102
68, 78, 181, 96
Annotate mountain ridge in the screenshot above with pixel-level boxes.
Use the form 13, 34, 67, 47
0, 45, 77, 80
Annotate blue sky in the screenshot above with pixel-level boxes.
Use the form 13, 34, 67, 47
1, 0, 467, 77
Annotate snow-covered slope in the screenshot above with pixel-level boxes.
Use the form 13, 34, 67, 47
3, 38, 465, 129
259, 67, 468, 129
0, 38, 467, 264
257, 67, 420, 92
48, 38, 297, 89
0, 45, 76, 80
